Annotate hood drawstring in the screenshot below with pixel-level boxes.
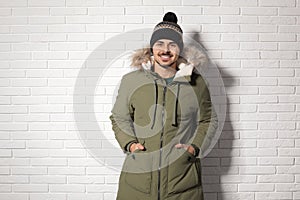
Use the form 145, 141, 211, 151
151, 79, 158, 129
172, 83, 180, 127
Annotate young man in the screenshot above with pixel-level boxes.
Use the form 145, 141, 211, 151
110, 12, 217, 200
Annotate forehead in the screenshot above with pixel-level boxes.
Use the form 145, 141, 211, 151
154, 39, 177, 44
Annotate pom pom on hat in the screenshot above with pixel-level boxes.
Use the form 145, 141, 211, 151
150, 12, 183, 52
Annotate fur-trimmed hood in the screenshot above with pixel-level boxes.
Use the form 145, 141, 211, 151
130, 44, 209, 77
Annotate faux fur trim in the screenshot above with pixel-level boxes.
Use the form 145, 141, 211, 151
130, 44, 209, 75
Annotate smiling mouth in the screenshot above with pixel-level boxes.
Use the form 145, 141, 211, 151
159, 54, 173, 61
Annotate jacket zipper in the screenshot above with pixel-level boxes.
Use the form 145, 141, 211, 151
158, 85, 167, 200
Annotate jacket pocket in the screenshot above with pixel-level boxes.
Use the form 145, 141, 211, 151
167, 149, 201, 194
124, 171, 152, 194
123, 149, 152, 194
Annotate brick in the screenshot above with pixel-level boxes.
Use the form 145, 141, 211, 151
12, 167, 47, 175
261, 51, 297, 59
182, 16, 219, 24
11, 25, 47, 34
68, 194, 104, 200
280, 25, 300, 33
29, 122, 66, 131
279, 78, 300, 86
66, 0, 103, 6
260, 33, 296, 42
259, 175, 294, 183
105, 15, 142, 24
26, 69, 63, 77
259, 157, 295, 165
0, 95, 10, 104
258, 139, 295, 147
13, 114, 49, 122
203, 183, 237, 192
11, 96, 47, 105
223, 51, 259, 59
48, 149, 86, 157
29, 16, 65, 24
48, 25, 85, 33
103, 0, 141, 6
226, 87, 258, 95
13, 184, 48, 192
68, 158, 102, 166
32, 51, 68, 60
239, 184, 274, 191
50, 184, 85, 192
241, 25, 277, 33
0, 140, 25, 149
0, 9, 11, 16
87, 184, 118, 193
66, 16, 103, 24
278, 130, 300, 139
0, 123, 27, 131
241, 78, 277, 86
0, 52, 31, 60
278, 166, 300, 174
241, 42, 277, 50
260, 16, 296, 25
163, 6, 202, 15
12, 43, 48, 51
242, 7, 278, 15
219, 139, 256, 148
259, 122, 295, 130
0, 194, 28, 200
259, 104, 295, 112
220, 175, 256, 183
0, 43, 10, 51
225, 122, 257, 131
256, 192, 292, 200
279, 42, 300, 50
48, 167, 85, 175
27, 140, 64, 149
222, 16, 257, 24
12, 8, 49, 16
86, 24, 123, 33
68, 176, 105, 184
240, 113, 277, 121
67, 33, 104, 42
242, 60, 279, 68
50, 8, 87, 16
13, 149, 49, 158
0, 150, 11, 157
88, 7, 124, 15
260, 0, 296, 7
279, 8, 300, 15
31, 158, 67, 166
240, 166, 276, 175
0, 184, 11, 192
222, 193, 254, 200
30, 194, 66, 200
221, 157, 257, 166
144, 0, 180, 5
278, 113, 300, 121
259, 69, 294, 77
240, 131, 276, 139
204, 7, 239, 15
0, 26, 9, 34
240, 148, 277, 157
279, 148, 300, 157
0, 17, 27, 25
203, 25, 239, 33
29, 34, 66, 42
125, 6, 163, 15
28, 0, 65, 7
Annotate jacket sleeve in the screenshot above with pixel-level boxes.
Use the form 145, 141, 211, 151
109, 75, 137, 152
192, 76, 218, 152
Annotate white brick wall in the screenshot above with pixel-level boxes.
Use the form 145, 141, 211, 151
0, 0, 299, 200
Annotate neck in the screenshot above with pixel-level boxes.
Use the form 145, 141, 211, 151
153, 61, 177, 79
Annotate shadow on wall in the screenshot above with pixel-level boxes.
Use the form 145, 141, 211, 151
190, 32, 234, 200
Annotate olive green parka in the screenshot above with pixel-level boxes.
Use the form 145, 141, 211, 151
110, 45, 218, 200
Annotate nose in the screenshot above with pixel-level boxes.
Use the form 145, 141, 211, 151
162, 44, 170, 53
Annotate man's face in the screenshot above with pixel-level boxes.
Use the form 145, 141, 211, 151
152, 39, 180, 68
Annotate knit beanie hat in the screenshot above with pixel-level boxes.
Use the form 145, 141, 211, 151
150, 12, 183, 52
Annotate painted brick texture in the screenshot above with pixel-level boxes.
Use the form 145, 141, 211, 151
0, 0, 299, 200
